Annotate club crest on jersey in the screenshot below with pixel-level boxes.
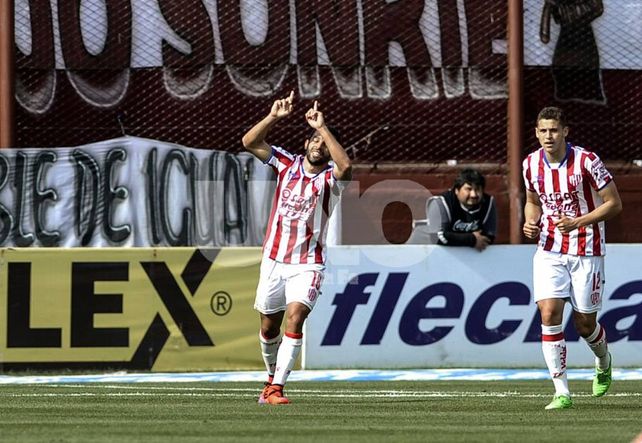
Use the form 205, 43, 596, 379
568, 174, 583, 188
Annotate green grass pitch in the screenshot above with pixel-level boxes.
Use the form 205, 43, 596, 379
1, 380, 641, 442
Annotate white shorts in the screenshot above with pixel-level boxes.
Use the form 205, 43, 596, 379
253, 258, 325, 314
532, 249, 605, 313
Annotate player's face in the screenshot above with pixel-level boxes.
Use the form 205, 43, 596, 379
455, 183, 482, 209
305, 133, 331, 166
536, 119, 568, 159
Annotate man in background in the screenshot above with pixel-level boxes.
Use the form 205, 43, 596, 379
409, 168, 496, 251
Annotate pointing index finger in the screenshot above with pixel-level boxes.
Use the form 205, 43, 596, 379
288, 90, 294, 103
313, 101, 318, 111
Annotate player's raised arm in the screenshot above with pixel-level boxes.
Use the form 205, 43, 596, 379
242, 91, 295, 162
305, 101, 352, 181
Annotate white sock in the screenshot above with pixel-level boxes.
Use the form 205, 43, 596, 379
259, 331, 281, 380
272, 332, 303, 386
541, 324, 570, 396
585, 323, 610, 370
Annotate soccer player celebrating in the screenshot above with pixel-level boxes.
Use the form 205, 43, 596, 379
522, 106, 622, 409
242, 91, 352, 405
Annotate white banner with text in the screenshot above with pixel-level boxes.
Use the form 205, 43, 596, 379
304, 245, 642, 368
0, 137, 276, 247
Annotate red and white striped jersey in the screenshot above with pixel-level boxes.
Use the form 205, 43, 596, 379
522, 143, 613, 256
262, 146, 343, 264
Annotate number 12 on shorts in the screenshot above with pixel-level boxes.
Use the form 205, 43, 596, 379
591, 271, 602, 305
592, 272, 602, 291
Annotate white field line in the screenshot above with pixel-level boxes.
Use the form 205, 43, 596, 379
1, 393, 642, 399
0, 385, 641, 399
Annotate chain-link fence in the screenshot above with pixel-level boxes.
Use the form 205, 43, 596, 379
523, 0, 642, 162
13, 0, 642, 163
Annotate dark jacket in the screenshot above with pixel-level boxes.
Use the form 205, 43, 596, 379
428, 190, 497, 247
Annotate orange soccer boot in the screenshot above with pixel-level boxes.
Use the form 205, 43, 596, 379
257, 376, 274, 404
263, 384, 290, 405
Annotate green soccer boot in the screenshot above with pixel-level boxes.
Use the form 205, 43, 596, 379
544, 394, 573, 410
592, 353, 612, 397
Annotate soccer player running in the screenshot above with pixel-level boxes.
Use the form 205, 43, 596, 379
242, 91, 352, 405
522, 107, 622, 410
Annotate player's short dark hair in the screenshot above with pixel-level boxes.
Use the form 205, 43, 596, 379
537, 106, 567, 127
453, 168, 485, 190
308, 126, 342, 145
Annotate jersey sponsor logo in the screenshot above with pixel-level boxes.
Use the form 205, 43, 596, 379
320, 272, 642, 346
538, 190, 580, 215
278, 188, 318, 221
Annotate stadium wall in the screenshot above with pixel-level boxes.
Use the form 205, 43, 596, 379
343, 165, 642, 244
1, 245, 639, 371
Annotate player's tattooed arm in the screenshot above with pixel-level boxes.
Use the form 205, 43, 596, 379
242, 91, 295, 162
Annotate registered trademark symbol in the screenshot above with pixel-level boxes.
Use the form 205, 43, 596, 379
210, 291, 232, 316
